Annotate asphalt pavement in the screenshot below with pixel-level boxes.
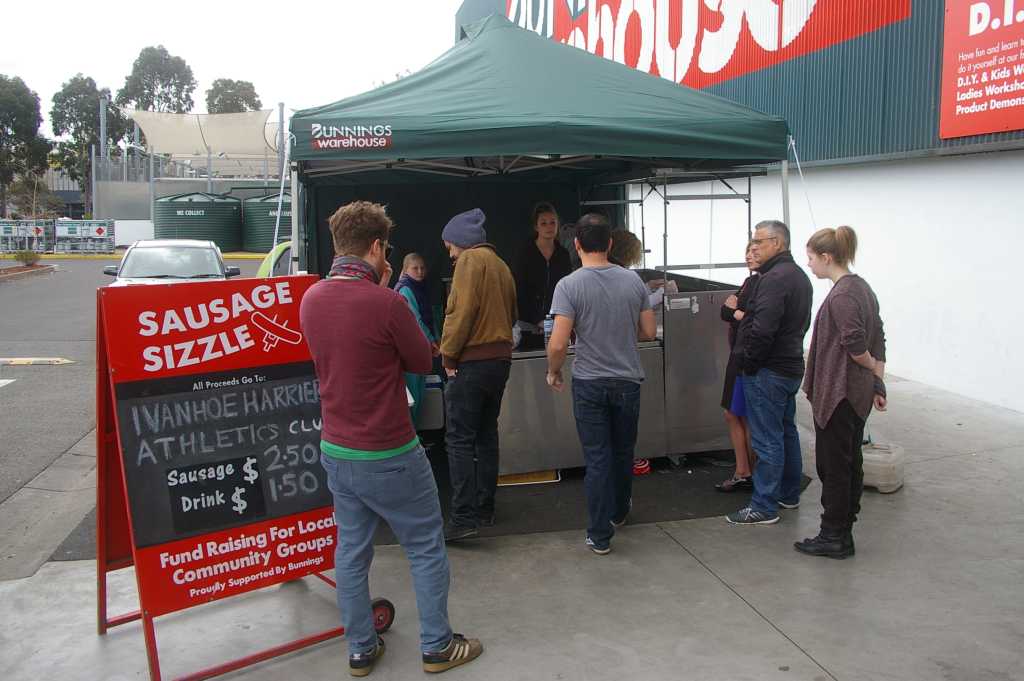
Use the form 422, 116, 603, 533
0, 259, 259, 578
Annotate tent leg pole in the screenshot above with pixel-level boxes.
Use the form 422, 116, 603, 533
781, 137, 792, 227
640, 185, 646, 270
662, 177, 668, 274
290, 170, 300, 274
747, 175, 753, 241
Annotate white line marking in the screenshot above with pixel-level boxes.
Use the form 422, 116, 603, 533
0, 379, 15, 389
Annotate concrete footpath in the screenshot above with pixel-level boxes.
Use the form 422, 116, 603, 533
1, 377, 1021, 681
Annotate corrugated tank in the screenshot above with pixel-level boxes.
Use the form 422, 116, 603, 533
153, 193, 242, 252
243, 194, 291, 253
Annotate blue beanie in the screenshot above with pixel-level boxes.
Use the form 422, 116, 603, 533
441, 208, 487, 248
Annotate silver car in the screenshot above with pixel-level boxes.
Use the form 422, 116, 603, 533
104, 239, 241, 286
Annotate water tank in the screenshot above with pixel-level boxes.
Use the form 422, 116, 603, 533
243, 193, 291, 253
153, 192, 242, 252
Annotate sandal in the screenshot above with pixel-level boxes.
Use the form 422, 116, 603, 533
715, 475, 753, 493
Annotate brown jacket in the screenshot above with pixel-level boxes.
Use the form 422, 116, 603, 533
440, 244, 517, 369
803, 274, 886, 428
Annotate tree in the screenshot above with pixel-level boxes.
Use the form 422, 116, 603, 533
0, 75, 44, 217
50, 74, 129, 210
116, 45, 197, 113
8, 174, 65, 218
206, 79, 263, 114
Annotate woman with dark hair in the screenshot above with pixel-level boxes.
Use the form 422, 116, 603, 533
715, 242, 760, 493
797, 225, 886, 559
512, 202, 573, 349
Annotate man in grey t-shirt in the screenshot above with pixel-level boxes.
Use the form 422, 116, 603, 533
546, 214, 657, 555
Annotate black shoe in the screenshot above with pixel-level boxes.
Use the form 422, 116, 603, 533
844, 530, 856, 556
444, 522, 478, 542
794, 532, 853, 559
715, 475, 753, 493
349, 636, 385, 677
479, 512, 496, 528
422, 633, 483, 673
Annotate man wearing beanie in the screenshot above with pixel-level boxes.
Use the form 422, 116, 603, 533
440, 208, 517, 542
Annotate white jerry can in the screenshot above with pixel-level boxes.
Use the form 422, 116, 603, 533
862, 442, 904, 493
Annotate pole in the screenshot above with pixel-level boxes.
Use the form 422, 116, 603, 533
99, 97, 108, 161
747, 175, 753, 241
149, 149, 155, 221
781, 136, 792, 227
277, 102, 285, 179
662, 176, 668, 274
272, 136, 292, 247
207, 146, 213, 193
90, 144, 97, 219
290, 170, 300, 274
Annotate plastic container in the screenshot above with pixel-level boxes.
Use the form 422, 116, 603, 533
543, 314, 554, 346
862, 443, 904, 493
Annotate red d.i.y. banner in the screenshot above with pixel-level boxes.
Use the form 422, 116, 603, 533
940, 0, 1024, 138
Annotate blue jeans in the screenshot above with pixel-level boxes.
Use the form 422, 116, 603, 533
321, 446, 452, 655
572, 378, 642, 547
743, 368, 803, 514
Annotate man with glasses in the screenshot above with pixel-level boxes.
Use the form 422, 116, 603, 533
726, 219, 813, 526
439, 208, 517, 542
301, 201, 483, 675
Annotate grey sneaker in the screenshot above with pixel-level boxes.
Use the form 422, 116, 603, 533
725, 507, 780, 525
611, 499, 633, 528
585, 536, 612, 555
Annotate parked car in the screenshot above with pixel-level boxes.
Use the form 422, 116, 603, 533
256, 240, 292, 278
104, 240, 240, 286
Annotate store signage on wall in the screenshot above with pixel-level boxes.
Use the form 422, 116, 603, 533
940, 0, 1024, 138
506, 0, 912, 88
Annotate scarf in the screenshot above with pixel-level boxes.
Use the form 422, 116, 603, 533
328, 255, 380, 284
395, 273, 434, 334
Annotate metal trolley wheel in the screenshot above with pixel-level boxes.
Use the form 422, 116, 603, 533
371, 598, 396, 633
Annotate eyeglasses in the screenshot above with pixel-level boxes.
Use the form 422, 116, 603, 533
750, 236, 779, 246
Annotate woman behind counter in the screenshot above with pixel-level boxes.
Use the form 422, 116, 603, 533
512, 202, 573, 349
394, 253, 439, 421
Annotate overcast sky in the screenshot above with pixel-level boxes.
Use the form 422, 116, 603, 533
1, 0, 468, 138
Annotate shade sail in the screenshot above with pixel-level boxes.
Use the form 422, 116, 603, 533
127, 110, 282, 177
290, 14, 788, 167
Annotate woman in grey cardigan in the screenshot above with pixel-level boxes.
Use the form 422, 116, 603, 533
799, 226, 887, 559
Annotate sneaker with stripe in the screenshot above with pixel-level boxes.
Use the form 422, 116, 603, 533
725, 506, 780, 525
349, 636, 385, 677
422, 633, 483, 673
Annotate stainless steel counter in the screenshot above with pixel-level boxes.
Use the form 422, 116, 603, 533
497, 343, 666, 475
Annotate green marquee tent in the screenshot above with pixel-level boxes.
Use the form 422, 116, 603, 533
290, 14, 789, 178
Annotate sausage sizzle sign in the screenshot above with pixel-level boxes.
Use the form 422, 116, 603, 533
96, 275, 337, 619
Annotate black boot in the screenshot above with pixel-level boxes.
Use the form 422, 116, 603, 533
794, 530, 853, 559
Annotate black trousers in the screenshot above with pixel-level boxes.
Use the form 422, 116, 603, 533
815, 400, 866, 534
444, 359, 511, 528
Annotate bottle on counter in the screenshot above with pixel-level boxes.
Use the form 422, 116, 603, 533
543, 313, 554, 347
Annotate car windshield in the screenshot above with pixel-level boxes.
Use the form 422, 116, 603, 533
119, 246, 223, 279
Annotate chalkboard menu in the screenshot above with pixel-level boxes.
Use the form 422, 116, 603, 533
97, 276, 340, 618
114, 362, 328, 547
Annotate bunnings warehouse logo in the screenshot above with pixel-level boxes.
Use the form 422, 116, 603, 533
310, 123, 393, 150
